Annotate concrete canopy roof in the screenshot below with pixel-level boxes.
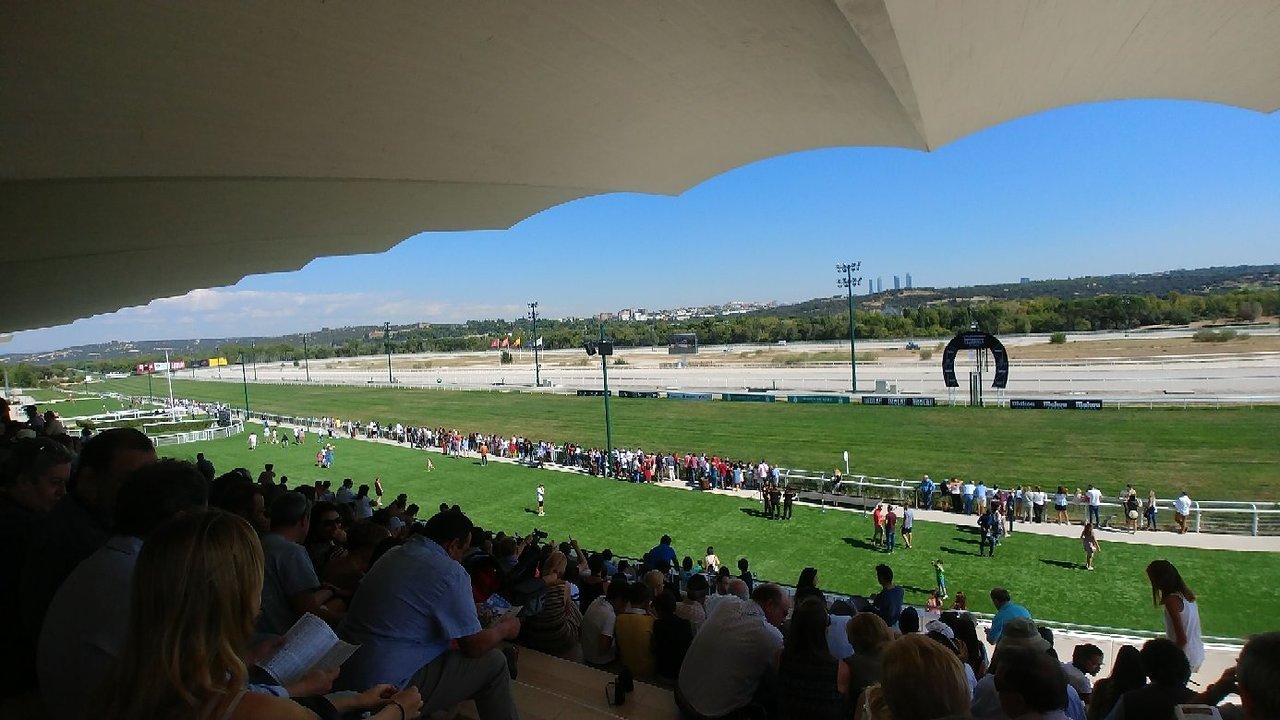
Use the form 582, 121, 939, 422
4, 1, 1279, 334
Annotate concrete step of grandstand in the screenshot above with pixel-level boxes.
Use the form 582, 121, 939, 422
440, 648, 677, 720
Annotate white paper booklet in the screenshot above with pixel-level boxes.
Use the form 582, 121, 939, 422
259, 612, 360, 686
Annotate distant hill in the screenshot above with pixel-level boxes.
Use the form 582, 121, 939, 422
5, 264, 1278, 366
763, 264, 1280, 318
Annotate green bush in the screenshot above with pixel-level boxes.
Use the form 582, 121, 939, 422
1193, 328, 1239, 343
500, 351, 514, 364
613, 357, 628, 366
918, 349, 934, 361
1049, 332, 1067, 344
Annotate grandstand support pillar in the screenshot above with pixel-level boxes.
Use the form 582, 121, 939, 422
600, 322, 613, 476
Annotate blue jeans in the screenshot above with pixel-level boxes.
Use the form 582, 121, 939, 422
1088, 505, 1101, 526
921, 491, 933, 510
963, 494, 974, 514
885, 530, 896, 552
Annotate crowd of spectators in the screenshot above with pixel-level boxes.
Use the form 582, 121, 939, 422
3, 396, 1278, 720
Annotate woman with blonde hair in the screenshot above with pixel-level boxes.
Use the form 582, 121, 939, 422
855, 634, 970, 720
522, 549, 583, 659
844, 611, 896, 707
96, 510, 421, 720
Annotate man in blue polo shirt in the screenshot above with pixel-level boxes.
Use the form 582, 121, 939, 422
985, 586, 1032, 644
340, 509, 521, 719
646, 534, 678, 572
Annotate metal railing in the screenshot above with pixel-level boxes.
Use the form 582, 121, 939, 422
151, 422, 244, 447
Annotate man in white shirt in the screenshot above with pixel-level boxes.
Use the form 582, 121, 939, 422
580, 580, 628, 666
676, 584, 789, 719
1085, 485, 1103, 527
1173, 491, 1193, 534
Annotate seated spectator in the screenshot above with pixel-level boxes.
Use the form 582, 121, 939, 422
941, 610, 990, 680
706, 577, 750, 618
826, 602, 855, 661
794, 566, 824, 605
1088, 645, 1144, 720
353, 484, 374, 519
616, 581, 657, 677
259, 492, 345, 635
305, 501, 348, 574
971, 617, 1086, 720
898, 606, 921, 634
776, 597, 848, 720
322, 520, 392, 595
677, 573, 709, 634
211, 472, 271, 534
581, 576, 630, 667
38, 459, 207, 720
521, 550, 584, 659
845, 612, 895, 705
578, 553, 608, 612
1063, 644, 1104, 705
16, 427, 156, 698
737, 557, 755, 594
714, 565, 733, 595
94, 510, 421, 720
871, 563, 904, 628
338, 509, 522, 718
1197, 631, 1280, 720
677, 584, 790, 719
1104, 638, 1195, 720
856, 634, 970, 720
993, 646, 1072, 720
652, 592, 694, 682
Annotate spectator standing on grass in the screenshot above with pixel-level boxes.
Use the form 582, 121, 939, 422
902, 505, 915, 549
1173, 491, 1192, 534
979, 503, 1002, 557
884, 505, 898, 553
1081, 523, 1100, 571
1145, 559, 1204, 673
1055, 486, 1071, 524
1033, 485, 1047, 523
872, 503, 884, 546
963, 479, 976, 515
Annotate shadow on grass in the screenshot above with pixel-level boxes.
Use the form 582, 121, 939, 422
841, 537, 882, 552
938, 546, 972, 556
739, 508, 781, 520
1040, 559, 1085, 571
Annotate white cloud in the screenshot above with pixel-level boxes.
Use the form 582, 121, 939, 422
7, 288, 527, 354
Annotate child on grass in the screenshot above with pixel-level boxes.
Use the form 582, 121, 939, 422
933, 558, 948, 600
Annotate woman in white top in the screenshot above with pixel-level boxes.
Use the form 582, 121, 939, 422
1146, 559, 1205, 672
703, 546, 721, 574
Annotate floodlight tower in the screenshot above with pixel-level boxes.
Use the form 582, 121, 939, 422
383, 321, 393, 383
836, 262, 863, 393
528, 301, 541, 388
302, 333, 311, 382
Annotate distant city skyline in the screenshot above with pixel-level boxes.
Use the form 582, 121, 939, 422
4, 99, 1277, 354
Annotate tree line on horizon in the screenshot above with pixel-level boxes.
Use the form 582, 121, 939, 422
6, 288, 1276, 388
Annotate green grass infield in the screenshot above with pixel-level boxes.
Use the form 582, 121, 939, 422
87, 376, 1280, 501
173, 430, 1279, 639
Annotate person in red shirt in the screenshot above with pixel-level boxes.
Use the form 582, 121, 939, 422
885, 506, 899, 553
872, 504, 884, 547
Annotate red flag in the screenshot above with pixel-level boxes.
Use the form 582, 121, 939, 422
501, 338, 510, 348
490, 339, 500, 349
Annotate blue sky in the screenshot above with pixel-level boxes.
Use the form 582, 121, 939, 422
7, 100, 1278, 354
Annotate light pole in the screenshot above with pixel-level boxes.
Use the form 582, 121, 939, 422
238, 353, 250, 417
836, 262, 863, 393
585, 323, 614, 476
383, 321, 393, 383
302, 333, 311, 382
157, 347, 176, 419
251, 341, 258, 381
528, 301, 541, 388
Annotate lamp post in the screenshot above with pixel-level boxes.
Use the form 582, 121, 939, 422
585, 323, 614, 476
157, 347, 176, 420
528, 301, 541, 388
238, 353, 250, 417
251, 341, 258, 381
302, 333, 311, 382
836, 262, 863, 393
383, 321, 393, 384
